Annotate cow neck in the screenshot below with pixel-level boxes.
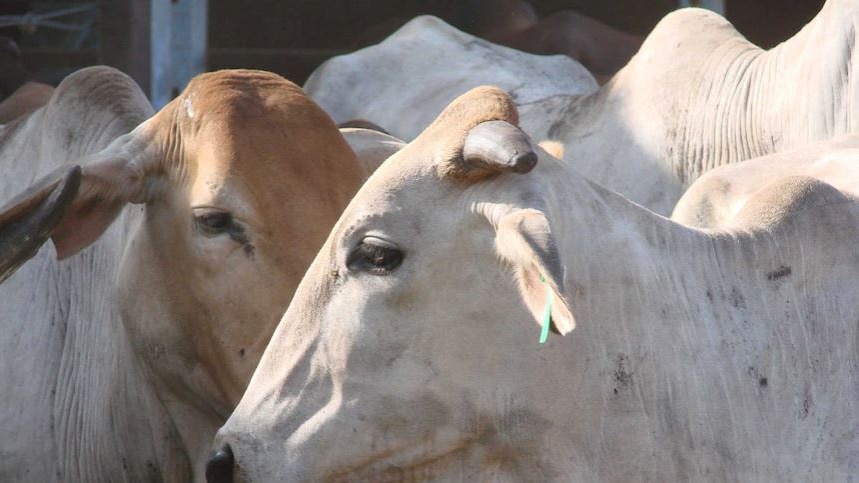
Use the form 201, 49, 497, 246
43, 214, 192, 481
552, 3, 858, 215
530, 157, 732, 333
674, 1, 858, 185
49, 123, 194, 480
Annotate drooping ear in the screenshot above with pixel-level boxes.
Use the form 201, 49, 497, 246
0, 165, 81, 283
495, 209, 575, 336
50, 150, 149, 259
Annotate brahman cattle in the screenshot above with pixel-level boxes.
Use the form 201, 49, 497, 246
305, 15, 598, 140
212, 87, 859, 482
673, 135, 859, 229
0, 66, 366, 481
307, 0, 859, 214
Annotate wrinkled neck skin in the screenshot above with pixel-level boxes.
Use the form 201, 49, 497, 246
545, 3, 859, 214
671, 2, 859, 181
471, 158, 858, 480
0, 116, 193, 480
0, 217, 191, 482
0, 110, 221, 481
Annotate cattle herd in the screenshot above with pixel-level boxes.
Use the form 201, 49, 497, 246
0, 3, 857, 483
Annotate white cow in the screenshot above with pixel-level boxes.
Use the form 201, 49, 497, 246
307, 0, 859, 214
673, 135, 859, 228
211, 87, 859, 482
0, 67, 367, 481
306, 15, 598, 142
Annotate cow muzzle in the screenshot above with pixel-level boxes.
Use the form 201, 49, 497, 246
205, 443, 235, 483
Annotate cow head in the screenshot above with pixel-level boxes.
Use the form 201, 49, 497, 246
0, 69, 367, 447
210, 86, 576, 482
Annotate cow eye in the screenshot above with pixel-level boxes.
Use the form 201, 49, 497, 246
347, 237, 404, 275
193, 208, 234, 236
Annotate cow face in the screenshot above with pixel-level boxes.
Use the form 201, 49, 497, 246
0, 70, 366, 416
115, 71, 366, 412
210, 87, 575, 482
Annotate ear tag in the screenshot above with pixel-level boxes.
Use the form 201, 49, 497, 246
539, 275, 552, 344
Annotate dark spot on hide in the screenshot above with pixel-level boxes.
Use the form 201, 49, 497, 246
145, 460, 159, 477
227, 226, 248, 244
225, 224, 254, 259
801, 397, 811, 418
548, 119, 569, 140
766, 265, 792, 281
612, 353, 633, 394
706, 289, 713, 302
242, 242, 255, 258
729, 287, 746, 310
238, 348, 245, 357
747, 367, 769, 390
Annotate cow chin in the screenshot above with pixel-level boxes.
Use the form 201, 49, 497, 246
215, 383, 556, 483
216, 428, 493, 483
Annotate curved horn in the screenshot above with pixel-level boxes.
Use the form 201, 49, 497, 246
463, 120, 538, 175
0, 165, 81, 284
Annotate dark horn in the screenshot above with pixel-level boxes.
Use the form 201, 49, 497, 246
0, 165, 81, 284
463, 120, 538, 174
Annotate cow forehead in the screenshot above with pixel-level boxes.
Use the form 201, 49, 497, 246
177, 70, 339, 148
172, 70, 356, 193
182, 70, 315, 118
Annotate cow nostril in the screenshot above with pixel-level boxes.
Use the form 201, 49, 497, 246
205, 443, 235, 483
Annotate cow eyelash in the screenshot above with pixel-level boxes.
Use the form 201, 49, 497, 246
347, 238, 404, 275
193, 209, 236, 237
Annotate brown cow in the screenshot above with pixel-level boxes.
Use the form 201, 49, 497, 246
0, 66, 366, 481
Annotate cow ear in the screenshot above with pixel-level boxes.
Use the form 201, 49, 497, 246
0, 165, 81, 283
50, 154, 148, 259
495, 209, 575, 336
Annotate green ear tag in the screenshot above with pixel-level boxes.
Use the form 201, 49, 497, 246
539, 275, 552, 344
